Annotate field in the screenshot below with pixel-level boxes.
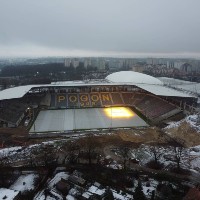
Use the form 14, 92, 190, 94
29, 107, 148, 133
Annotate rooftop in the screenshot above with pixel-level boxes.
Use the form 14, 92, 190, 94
0, 188, 20, 200
106, 71, 163, 85
0, 71, 195, 100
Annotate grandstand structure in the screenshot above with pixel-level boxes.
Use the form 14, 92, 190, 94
0, 71, 197, 135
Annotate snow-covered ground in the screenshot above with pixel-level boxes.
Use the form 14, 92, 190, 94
130, 143, 200, 174
164, 114, 200, 133
111, 189, 133, 200
10, 173, 39, 194
0, 188, 20, 200
88, 185, 105, 196
190, 145, 200, 172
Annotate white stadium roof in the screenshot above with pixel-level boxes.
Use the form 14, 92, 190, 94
135, 84, 193, 97
0, 85, 34, 100
106, 71, 163, 85
105, 71, 194, 98
0, 71, 195, 100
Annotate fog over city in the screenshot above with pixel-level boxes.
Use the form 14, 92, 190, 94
1, 0, 200, 58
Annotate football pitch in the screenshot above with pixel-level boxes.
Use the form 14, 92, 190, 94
29, 107, 148, 133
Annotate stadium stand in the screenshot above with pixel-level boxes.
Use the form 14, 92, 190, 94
48, 92, 180, 121
40, 93, 51, 107
121, 93, 135, 105
111, 93, 124, 105
134, 94, 178, 119
0, 71, 197, 132
0, 100, 28, 127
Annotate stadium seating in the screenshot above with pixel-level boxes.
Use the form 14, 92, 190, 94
111, 93, 124, 105
135, 94, 177, 119
121, 93, 135, 105
0, 100, 28, 127
48, 92, 177, 120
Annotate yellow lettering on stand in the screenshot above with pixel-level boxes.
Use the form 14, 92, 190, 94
80, 95, 88, 102
91, 102, 96, 106
69, 95, 77, 102
58, 95, 65, 102
102, 94, 110, 101
91, 94, 99, 102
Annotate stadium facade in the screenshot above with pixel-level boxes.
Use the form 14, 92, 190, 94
0, 71, 197, 134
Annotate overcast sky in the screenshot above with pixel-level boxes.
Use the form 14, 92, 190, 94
1, 0, 200, 58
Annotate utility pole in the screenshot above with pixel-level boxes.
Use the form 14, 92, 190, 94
32, 108, 35, 132
73, 105, 76, 132
197, 111, 200, 125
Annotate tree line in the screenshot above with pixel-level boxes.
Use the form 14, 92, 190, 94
0, 63, 98, 80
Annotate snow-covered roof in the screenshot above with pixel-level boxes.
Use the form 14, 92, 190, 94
0, 188, 20, 200
0, 85, 34, 100
0, 71, 195, 100
106, 71, 194, 97
88, 185, 105, 196
10, 173, 39, 193
135, 84, 194, 97
106, 71, 163, 85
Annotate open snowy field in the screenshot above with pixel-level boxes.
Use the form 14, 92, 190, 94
29, 107, 148, 133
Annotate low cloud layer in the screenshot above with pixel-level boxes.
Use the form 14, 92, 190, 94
1, 0, 200, 58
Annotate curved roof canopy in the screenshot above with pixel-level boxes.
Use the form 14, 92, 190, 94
0, 71, 195, 101
106, 71, 163, 85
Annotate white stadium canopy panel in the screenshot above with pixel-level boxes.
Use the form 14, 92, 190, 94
0, 85, 34, 100
106, 71, 163, 85
106, 71, 194, 98
135, 84, 193, 97
0, 71, 195, 100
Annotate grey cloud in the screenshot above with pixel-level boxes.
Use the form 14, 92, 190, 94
0, 0, 200, 57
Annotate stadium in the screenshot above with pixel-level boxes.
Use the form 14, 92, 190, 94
0, 71, 197, 137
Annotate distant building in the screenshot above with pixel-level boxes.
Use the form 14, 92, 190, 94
174, 61, 185, 70
166, 61, 174, 68
64, 58, 71, 67
181, 63, 193, 73
72, 59, 79, 68
132, 65, 145, 73
98, 59, 106, 71
64, 58, 79, 68
56, 178, 71, 195
68, 175, 86, 186
84, 58, 92, 68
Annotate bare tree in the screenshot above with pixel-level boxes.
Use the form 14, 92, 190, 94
78, 133, 102, 165
149, 145, 164, 165
63, 140, 80, 164
173, 146, 186, 171
169, 138, 190, 172
37, 144, 57, 166
118, 143, 132, 170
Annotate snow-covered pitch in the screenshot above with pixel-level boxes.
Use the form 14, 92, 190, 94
29, 108, 148, 133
